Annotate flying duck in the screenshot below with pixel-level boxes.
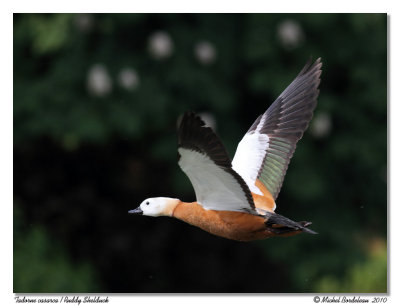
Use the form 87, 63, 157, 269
129, 58, 322, 241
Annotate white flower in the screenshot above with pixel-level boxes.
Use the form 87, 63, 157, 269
277, 20, 304, 49
148, 31, 174, 60
118, 68, 140, 90
194, 41, 216, 65
310, 112, 332, 138
87, 64, 112, 97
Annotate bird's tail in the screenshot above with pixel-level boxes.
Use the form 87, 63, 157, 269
262, 211, 318, 235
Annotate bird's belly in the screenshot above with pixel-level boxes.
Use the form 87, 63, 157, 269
210, 211, 274, 241
173, 202, 273, 241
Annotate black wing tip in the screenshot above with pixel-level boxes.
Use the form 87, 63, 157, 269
177, 110, 232, 168
298, 57, 323, 79
304, 56, 322, 68
179, 111, 206, 130
178, 111, 206, 147
182, 110, 202, 122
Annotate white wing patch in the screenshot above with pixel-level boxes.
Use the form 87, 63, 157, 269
232, 132, 269, 195
178, 147, 253, 212
255, 113, 267, 133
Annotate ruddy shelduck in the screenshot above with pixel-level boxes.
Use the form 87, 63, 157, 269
130, 58, 322, 241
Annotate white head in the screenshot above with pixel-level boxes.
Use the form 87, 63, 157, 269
128, 197, 179, 217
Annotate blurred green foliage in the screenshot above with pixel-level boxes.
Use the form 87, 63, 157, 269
14, 205, 101, 292
315, 239, 387, 293
14, 13, 387, 293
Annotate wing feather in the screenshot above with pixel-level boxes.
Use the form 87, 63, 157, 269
232, 58, 322, 200
178, 111, 257, 214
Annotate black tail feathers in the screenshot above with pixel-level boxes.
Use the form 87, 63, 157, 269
263, 211, 318, 235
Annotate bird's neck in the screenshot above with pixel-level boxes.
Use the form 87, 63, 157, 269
172, 201, 206, 221
163, 198, 182, 216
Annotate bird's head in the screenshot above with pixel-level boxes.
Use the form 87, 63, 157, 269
129, 197, 179, 217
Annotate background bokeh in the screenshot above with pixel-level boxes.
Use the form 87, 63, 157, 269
13, 13, 387, 293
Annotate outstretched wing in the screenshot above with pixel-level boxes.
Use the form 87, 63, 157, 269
232, 58, 322, 200
178, 111, 257, 214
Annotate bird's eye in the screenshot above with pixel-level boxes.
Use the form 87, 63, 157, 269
146, 201, 150, 205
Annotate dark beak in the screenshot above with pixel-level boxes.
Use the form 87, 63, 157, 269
128, 207, 143, 215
